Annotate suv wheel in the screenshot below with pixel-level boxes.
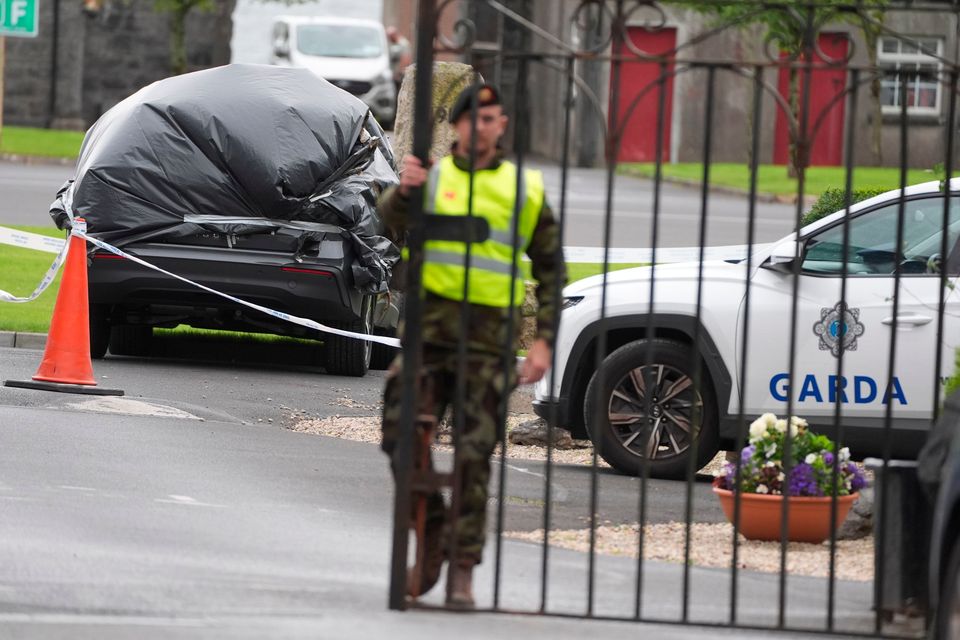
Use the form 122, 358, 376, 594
937, 537, 960, 639
370, 327, 399, 370
108, 324, 153, 357
584, 339, 719, 479
89, 304, 110, 360
323, 296, 373, 377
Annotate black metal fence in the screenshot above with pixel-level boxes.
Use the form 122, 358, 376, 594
389, 1, 960, 636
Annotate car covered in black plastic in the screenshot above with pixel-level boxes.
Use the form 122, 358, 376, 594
50, 64, 401, 376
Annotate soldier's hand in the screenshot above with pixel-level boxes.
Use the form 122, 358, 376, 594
519, 338, 552, 385
398, 155, 429, 197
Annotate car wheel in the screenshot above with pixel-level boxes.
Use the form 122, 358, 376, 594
370, 326, 399, 370
108, 325, 153, 357
937, 536, 960, 639
583, 339, 719, 479
323, 296, 373, 377
89, 304, 110, 360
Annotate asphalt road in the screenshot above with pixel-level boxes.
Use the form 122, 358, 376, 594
0, 158, 797, 248
0, 345, 879, 639
0, 160, 72, 227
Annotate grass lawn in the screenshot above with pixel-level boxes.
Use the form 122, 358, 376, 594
0, 224, 640, 333
0, 126, 83, 159
618, 162, 937, 197
0, 225, 67, 332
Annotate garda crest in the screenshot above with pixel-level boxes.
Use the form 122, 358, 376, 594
813, 302, 865, 358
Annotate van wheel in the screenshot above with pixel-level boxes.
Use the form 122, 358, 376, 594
324, 296, 373, 377
584, 339, 719, 479
89, 304, 110, 360
108, 325, 153, 357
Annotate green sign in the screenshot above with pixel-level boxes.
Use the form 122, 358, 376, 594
0, 0, 37, 37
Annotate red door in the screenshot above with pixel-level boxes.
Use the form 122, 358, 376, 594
612, 27, 676, 163
773, 33, 849, 167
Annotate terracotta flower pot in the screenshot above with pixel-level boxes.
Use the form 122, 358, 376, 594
712, 482, 858, 544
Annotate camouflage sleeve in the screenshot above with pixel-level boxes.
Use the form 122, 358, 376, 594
526, 199, 567, 350
378, 185, 411, 241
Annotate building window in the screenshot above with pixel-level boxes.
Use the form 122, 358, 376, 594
879, 36, 943, 116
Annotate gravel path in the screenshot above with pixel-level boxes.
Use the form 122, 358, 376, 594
290, 412, 874, 581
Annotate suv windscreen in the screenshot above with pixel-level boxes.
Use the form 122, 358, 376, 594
801, 196, 960, 276
296, 25, 382, 58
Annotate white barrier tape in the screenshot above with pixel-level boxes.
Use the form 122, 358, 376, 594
0, 230, 70, 304
558, 244, 765, 264
0, 226, 65, 254
73, 229, 403, 349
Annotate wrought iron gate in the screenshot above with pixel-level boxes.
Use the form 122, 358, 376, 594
388, 1, 960, 636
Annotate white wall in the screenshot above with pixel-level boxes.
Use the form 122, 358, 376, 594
230, 0, 384, 64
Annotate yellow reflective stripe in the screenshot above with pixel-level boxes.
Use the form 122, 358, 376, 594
423, 249, 516, 276
425, 163, 441, 212
487, 228, 527, 247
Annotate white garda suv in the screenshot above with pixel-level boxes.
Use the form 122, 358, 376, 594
534, 181, 960, 478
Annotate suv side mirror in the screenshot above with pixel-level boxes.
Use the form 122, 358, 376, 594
273, 41, 290, 59
761, 239, 803, 274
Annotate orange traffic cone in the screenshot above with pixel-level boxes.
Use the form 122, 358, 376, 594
4, 220, 123, 396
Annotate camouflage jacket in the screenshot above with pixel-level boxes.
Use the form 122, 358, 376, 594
378, 152, 566, 355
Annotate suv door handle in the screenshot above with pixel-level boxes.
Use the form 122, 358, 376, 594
881, 314, 933, 327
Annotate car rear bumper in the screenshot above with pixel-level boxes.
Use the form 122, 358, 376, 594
88, 239, 363, 329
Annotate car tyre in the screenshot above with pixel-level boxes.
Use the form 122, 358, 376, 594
370, 327, 398, 370
936, 536, 960, 639
584, 339, 719, 479
324, 296, 373, 377
108, 324, 153, 357
89, 304, 110, 360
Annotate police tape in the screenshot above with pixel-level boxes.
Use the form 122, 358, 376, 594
0, 224, 402, 348
0, 228, 69, 303
0, 223, 759, 344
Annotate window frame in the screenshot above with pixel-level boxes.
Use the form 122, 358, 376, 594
799, 194, 960, 278
877, 36, 944, 117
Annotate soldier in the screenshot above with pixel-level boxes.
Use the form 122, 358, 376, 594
379, 83, 566, 608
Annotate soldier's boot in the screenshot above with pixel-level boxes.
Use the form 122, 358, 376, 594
445, 559, 475, 608
406, 517, 446, 597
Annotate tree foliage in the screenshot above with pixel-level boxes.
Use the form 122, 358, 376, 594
153, 0, 220, 75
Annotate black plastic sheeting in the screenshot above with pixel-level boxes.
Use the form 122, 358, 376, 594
50, 63, 400, 293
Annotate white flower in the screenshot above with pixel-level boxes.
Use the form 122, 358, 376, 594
777, 472, 785, 482
765, 442, 777, 458
774, 419, 788, 433
756, 484, 769, 494
805, 453, 817, 464
791, 416, 808, 429
839, 447, 851, 462
748, 417, 769, 442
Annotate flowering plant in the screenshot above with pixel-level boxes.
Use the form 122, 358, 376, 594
716, 413, 867, 497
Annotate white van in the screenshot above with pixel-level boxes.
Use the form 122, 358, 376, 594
270, 16, 396, 126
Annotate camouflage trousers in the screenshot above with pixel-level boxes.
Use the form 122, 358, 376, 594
381, 344, 517, 564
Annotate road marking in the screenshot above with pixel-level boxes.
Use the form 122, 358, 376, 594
505, 463, 545, 479
65, 397, 201, 420
58, 485, 97, 491
154, 494, 227, 508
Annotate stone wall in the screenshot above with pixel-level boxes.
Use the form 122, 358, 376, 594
4, 0, 234, 130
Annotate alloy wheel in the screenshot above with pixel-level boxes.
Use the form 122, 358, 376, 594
606, 363, 703, 461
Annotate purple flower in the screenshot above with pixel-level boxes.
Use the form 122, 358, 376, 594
787, 463, 822, 497
846, 463, 866, 492
823, 451, 834, 465
740, 445, 756, 463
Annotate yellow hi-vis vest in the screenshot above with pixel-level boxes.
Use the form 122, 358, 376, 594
422, 155, 544, 308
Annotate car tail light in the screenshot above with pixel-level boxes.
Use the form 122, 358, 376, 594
281, 266, 334, 278
93, 253, 124, 260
